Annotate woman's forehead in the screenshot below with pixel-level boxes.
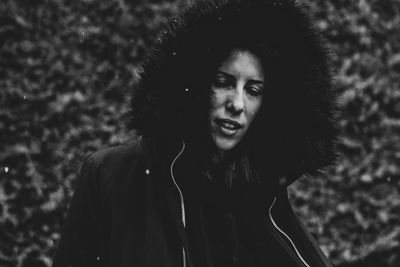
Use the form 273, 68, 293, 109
218, 50, 265, 81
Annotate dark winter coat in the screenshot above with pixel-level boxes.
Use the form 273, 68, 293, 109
52, 137, 333, 267
53, 0, 338, 266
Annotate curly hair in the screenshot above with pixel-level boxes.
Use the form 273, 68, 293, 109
130, 0, 338, 182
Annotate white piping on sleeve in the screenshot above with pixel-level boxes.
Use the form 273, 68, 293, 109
170, 141, 187, 267
268, 197, 311, 267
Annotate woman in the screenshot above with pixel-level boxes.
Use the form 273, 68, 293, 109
53, 0, 338, 266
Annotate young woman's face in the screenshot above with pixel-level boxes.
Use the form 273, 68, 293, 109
209, 50, 264, 153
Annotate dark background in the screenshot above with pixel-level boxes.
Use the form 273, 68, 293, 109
0, 0, 399, 266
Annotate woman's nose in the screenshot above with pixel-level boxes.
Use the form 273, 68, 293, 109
226, 88, 245, 114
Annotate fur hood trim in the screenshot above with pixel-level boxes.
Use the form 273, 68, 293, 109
129, 0, 338, 180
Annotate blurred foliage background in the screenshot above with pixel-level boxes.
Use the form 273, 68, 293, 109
0, 0, 399, 266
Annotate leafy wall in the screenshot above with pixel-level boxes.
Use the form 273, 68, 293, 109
0, 0, 399, 266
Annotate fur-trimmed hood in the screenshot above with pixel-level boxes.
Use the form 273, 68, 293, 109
129, 0, 338, 182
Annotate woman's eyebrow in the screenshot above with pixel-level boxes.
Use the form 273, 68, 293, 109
216, 70, 235, 80
217, 70, 264, 84
247, 80, 264, 85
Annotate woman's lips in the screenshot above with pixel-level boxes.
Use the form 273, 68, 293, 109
215, 119, 243, 136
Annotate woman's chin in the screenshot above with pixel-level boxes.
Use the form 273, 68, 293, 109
213, 138, 239, 154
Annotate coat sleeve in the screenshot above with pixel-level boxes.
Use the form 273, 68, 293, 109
52, 154, 105, 267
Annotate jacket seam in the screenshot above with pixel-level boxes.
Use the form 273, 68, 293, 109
269, 197, 311, 267
265, 197, 310, 267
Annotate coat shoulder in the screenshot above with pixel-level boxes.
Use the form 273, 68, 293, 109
84, 138, 148, 172
77, 138, 151, 197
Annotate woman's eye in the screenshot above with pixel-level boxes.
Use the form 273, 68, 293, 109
246, 86, 263, 96
212, 80, 228, 87
212, 76, 230, 87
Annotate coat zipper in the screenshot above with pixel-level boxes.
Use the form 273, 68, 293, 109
170, 141, 187, 267
170, 142, 310, 267
267, 197, 311, 267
